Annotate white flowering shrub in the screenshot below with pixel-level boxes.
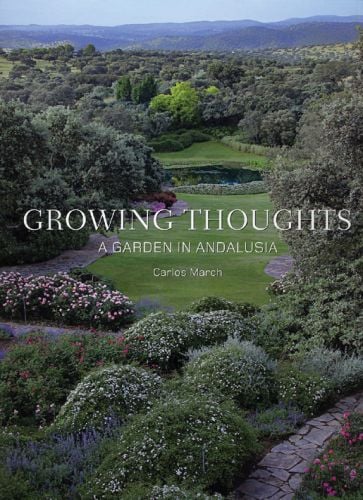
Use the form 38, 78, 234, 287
184, 339, 277, 408
277, 366, 332, 416
55, 365, 162, 431
295, 347, 363, 394
125, 311, 248, 371
121, 484, 223, 500
125, 312, 192, 371
0, 272, 134, 329
81, 396, 258, 497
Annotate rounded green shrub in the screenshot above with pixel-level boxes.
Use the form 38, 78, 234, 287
81, 396, 258, 497
188, 296, 259, 317
277, 366, 332, 416
185, 339, 277, 408
125, 311, 248, 371
125, 312, 193, 371
54, 365, 162, 431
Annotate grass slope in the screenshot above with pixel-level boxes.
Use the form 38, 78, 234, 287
88, 193, 288, 308
155, 141, 268, 169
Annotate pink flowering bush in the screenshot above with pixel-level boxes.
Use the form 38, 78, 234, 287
0, 272, 134, 330
300, 412, 363, 497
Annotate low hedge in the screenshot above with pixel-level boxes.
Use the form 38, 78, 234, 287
173, 181, 267, 195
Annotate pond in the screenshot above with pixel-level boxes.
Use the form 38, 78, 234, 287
166, 165, 262, 186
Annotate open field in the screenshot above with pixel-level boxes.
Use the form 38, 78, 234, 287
0, 56, 13, 78
155, 141, 269, 169
88, 193, 288, 308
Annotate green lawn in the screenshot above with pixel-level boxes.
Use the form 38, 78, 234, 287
88, 193, 288, 309
0, 56, 13, 78
155, 141, 268, 169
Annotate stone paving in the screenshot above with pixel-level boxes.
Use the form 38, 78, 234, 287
0, 233, 119, 278
235, 392, 363, 499
265, 254, 294, 279
0, 200, 189, 278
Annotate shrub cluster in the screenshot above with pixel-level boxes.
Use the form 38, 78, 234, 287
187, 296, 259, 317
2, 421, 121, 499
173, 181, 267, 195
150, 130, 211, 152
125, 311, 248, 371
0, 272, 134, 330
294, 347, 363, 395
184, 339, 276, 408
0, 332, 129, 423
122, 484, 223, 499
55, 365, 162, 431
81, 396, 258, 497
277, 366, 331, 416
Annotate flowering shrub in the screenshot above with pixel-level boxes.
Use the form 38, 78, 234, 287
122, 484, 223, 499
189, 311, 250, 345
184, 339, 276, 409
81, 396, 258, 497
55, 365, 162, 431
125, 311, 248, 371
2, 420, 121, 499
125, 312, 192, 371
0, 332, 129, 424
300, 413, 363, 497
0, 272, 134, 330
277, 366, 332, 416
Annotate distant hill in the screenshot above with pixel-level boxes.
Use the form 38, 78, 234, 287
0, 15, 362, 51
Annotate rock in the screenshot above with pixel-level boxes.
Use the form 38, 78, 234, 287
305, 427, 335, 446
271, 443, 299, 455
258, 453, 301, 470
267, 468, 290, 482
289, 474, 302, 490
236, 479, 278, 499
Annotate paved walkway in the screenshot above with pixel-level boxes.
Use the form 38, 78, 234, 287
265, 255, 294, 279
235, 392, 363, 499
0, 234, 119, 278
0, 201, 189, 278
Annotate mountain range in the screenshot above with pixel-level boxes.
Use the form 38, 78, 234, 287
0, 15, 362, 51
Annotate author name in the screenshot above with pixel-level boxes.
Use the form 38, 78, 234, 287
153, 267, 223, 278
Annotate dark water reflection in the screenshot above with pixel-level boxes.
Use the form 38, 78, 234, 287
167, 165, 262, 185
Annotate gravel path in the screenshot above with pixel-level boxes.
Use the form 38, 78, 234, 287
235, 392, 363, 499
265, 255, 294, 279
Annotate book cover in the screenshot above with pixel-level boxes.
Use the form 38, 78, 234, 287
0, 1, 362, 498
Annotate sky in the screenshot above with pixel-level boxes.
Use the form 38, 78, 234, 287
0, 0, 362, 26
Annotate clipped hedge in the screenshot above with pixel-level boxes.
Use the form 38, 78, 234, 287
173, 181, 267, 195
221, 136, 277, 156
